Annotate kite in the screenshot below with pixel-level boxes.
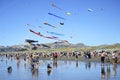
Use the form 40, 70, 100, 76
44, 22, 57, 28
26, 24, 36, 28
51, 36, 58, 39
38, 26, 42, 28
25, 39, 38, 45
46, 31, 64, 36
88, 8, 93, 12
30, 29, 58, 39
48, 13, 65, 20
66, 12, 71, 16
41, 44, 51, 48
26, 24, 43, 29
70, 36, 73, 38
36, 44, 50, 48
26, 24, 30, 26
29, 29, 69, 43
60, 22, 64, 25
51, 4, 62, 10
54, 41, 65, 44
25, 39, 38, 43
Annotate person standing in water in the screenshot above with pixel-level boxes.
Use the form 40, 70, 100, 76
101, 51, 106, 66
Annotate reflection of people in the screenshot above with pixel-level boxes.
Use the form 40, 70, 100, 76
76, 60, 78, 68
31, 69, 39, 78
106, 66, 110, 79
94, 63, 96, 68
53, 60, 57, 68
47, 69, 52, 76
113, 64, 117, 78
101, 66, 106, 80
85, 61, 91, 69
88, 62, 91, 69
17, 60, 20, 69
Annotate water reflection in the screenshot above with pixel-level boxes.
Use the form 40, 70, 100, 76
101, 64, 118, 80
53, 60, 57, 68
31, 69, 39, 78
106, 66, 110, 80
113, 63, 117, 78
16, 60, 20, 69
101, 66, 106, 80
85, 61, 91, 69
47, 69, 52, 76
76, 60, 78, 68
0, 58, 120, 80
94, 62, 96, 68
24, 63, 26, 69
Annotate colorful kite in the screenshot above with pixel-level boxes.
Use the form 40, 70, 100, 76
48, 13, 65, 20
44, 22, 57, 28
51, 36, 58, 39
29, 29, 69, 43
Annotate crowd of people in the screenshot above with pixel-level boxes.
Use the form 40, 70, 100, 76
0, 50, 119, 78
0, 50, 120, 64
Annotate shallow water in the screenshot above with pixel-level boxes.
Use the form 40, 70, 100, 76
0, 57, 120, 80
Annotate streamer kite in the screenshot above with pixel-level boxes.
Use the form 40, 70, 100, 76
48, 13, 65, 20
51, 3, 62, 10
29, 29, 68, 43
46, 31, 64, 36
44, 22, 57, 28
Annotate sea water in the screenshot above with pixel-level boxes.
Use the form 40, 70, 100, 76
0, 57, 120, 80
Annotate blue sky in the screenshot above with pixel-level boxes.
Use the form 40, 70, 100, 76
0, 0, 120, 46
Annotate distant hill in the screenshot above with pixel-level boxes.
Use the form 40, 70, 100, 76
0, 42, 120, 52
